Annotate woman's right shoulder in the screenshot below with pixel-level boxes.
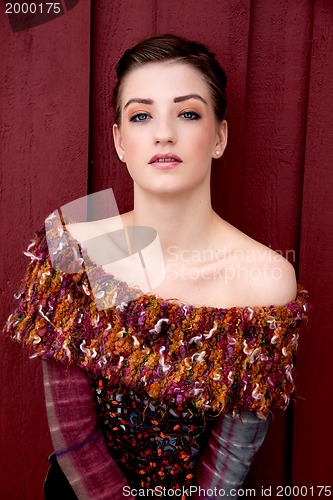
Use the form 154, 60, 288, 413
65, 210, 134, 243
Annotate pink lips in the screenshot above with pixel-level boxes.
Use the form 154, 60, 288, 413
148, 153, 183, 168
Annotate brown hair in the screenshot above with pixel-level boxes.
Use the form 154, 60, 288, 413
113, 34, 227, 125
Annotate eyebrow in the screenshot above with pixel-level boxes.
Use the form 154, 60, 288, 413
123, 98, 153, 109
123, 94, 207, 109
174, 94, 208, 105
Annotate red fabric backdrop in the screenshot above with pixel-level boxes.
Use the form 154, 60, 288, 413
1, 0, 332, 498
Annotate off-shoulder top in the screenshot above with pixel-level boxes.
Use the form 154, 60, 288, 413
3, 216, 309, 494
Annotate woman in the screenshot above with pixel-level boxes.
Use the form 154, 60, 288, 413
4, 34, 308, 499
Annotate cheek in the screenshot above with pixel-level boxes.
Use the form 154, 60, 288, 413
193, 126, 216, 154
122, 131, 146, 155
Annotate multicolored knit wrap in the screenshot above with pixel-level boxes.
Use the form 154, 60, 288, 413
4, 218, 309, 419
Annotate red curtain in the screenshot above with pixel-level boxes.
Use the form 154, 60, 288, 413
1, 0, 332, 497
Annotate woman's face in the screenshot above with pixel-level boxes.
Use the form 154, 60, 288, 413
113, 61, 227, 197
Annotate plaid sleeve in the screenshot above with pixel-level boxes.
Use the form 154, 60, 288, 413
194, 412, 269, 499
42, 360, 135, 499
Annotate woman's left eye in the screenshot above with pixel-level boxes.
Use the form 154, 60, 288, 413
180, 111, 201, 120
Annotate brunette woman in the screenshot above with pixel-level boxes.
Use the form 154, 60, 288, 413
4, 34, 308, 499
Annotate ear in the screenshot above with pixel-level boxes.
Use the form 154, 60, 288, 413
113, 123, 125, 161
213, 120, 228, 159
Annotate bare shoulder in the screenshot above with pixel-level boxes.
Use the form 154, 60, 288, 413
216, 219, 297, 307
240, 239, 297, 306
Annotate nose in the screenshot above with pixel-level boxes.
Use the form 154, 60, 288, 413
153, 116, 176, 145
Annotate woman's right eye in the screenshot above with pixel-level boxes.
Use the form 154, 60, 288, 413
130, 112, 150, 122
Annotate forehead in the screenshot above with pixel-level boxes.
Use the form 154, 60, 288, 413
120, 61, 211, 104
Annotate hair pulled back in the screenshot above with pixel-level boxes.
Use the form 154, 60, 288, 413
113, 34, 227, 125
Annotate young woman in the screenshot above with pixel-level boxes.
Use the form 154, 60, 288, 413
4, 34, 308, 499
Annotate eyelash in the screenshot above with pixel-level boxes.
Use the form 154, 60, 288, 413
130, 112, 150, 122
180, 111, 201, 120
129, 111, 201, 122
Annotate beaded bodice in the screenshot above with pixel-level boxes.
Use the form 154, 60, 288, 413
90, 377, 214, 491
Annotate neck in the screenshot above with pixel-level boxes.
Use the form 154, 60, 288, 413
129, 184, 218, 255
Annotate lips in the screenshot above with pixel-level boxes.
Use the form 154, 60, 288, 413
148, 153, 183, 165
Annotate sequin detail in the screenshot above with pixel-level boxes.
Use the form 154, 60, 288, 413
91, 377, 212, 491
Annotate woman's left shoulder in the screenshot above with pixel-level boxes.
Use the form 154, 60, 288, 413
216, 220, 298, 307
238, 236, 297, 307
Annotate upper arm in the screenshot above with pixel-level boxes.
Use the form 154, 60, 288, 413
195, 412, 269, 497
42, 361, 135, 499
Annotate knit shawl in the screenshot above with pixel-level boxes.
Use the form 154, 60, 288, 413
4, 218, 309, 418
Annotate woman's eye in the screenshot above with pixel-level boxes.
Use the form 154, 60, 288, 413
130, 112, 150, 122
181, 111, 201, 120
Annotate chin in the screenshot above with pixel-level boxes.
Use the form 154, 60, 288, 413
134, 175, 208, 198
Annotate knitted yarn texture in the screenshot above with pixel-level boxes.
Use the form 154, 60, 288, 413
4, 219, 309, 419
